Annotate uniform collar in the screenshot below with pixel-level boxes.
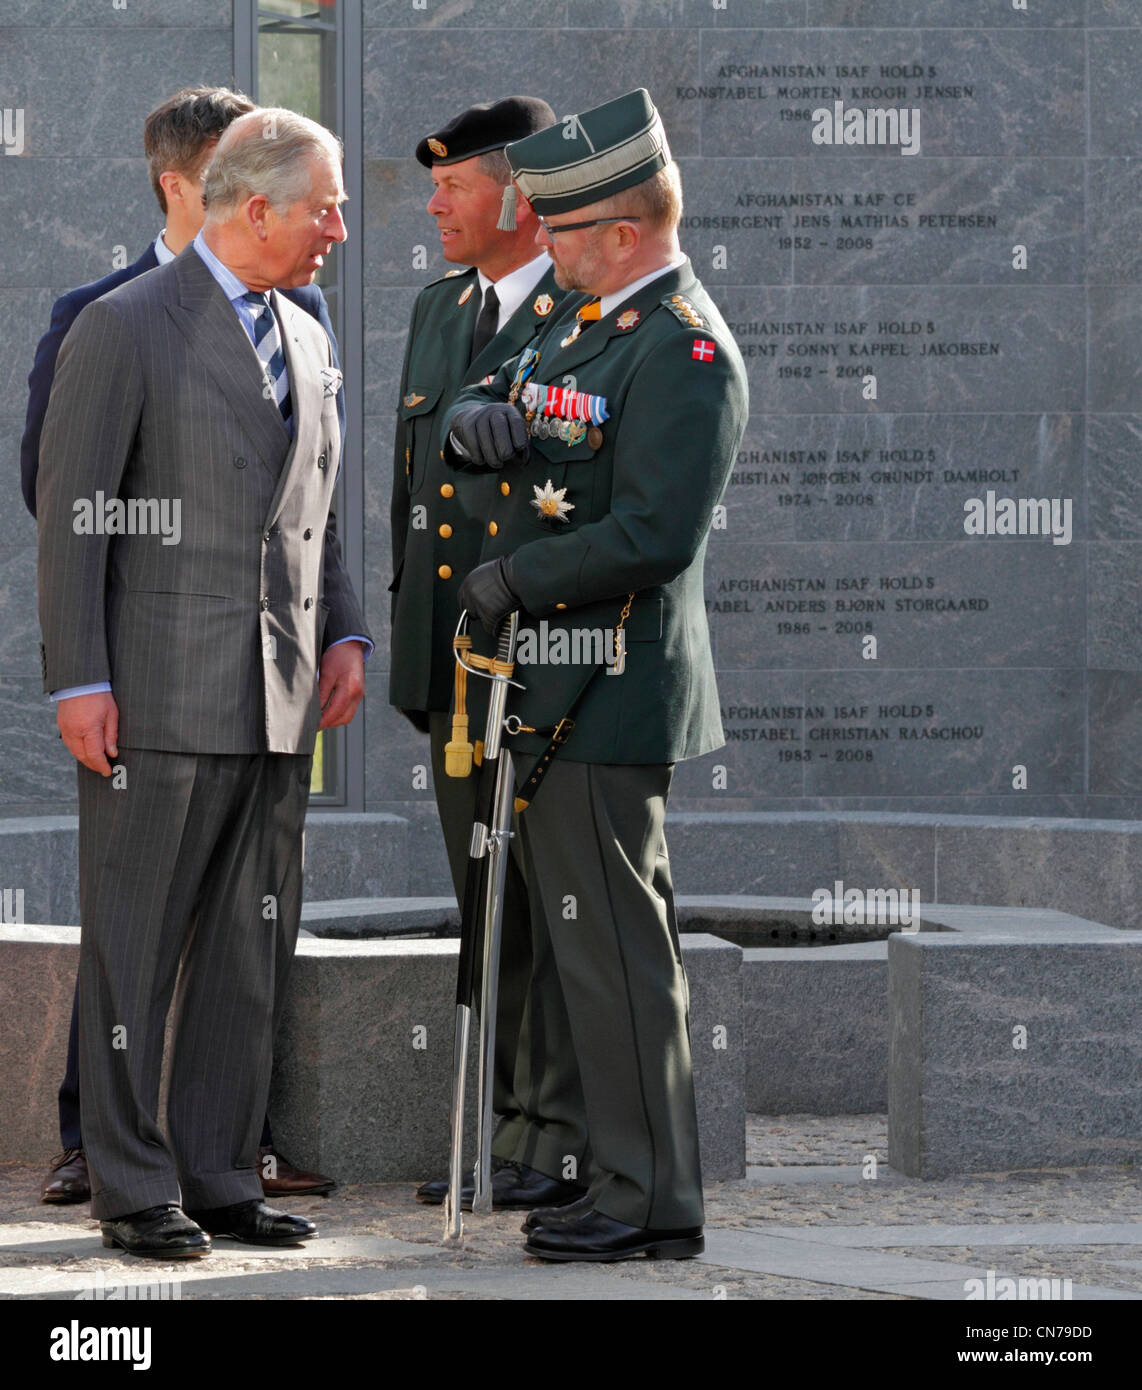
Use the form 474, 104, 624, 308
475, 252, 551, 328
597, 252, 686, 320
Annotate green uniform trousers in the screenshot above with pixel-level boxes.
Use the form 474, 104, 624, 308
493, 755, 703, 1230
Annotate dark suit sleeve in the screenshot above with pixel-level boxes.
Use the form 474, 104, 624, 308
19, 292, 81, 519
506, 333, 747, 617
37, 299, 144, 691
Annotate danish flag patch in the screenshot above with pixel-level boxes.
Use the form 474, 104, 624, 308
692, 338, 715, 362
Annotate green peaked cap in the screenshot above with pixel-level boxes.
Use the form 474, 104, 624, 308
497, 88, 671, 230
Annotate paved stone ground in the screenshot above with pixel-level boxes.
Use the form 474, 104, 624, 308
2, 1116, 1141, 1301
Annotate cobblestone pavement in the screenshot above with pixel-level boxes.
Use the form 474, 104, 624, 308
2, 1116, 1140, 1301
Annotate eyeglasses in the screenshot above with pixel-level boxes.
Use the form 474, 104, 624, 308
537, 215, 641, 237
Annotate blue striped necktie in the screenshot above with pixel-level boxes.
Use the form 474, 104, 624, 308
240, 290, 293, 433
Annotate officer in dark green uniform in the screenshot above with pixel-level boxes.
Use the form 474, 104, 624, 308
445, 89, 749, 1261
389, 97, 583, 1213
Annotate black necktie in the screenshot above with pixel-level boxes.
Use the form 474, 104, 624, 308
471, 284, 499, 363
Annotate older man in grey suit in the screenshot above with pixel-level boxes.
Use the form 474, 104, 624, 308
36, 109, 370, 1258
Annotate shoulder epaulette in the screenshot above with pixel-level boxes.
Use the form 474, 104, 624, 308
423, 265, 477, 290
662, 292, 705, 329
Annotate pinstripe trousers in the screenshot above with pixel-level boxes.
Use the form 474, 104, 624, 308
76, 748, 311, 1220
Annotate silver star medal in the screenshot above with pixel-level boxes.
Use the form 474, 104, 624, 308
531, 479, 574, 523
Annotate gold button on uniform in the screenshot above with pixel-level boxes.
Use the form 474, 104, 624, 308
440, 483, 454, 498
488, 521, 498, 536
555, 603, 567, 610
438, 564, 452, 580
500, 481, 510, 496
438, 523, 452, 538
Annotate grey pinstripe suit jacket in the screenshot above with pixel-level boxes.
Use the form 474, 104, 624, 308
36, 244, 370, 755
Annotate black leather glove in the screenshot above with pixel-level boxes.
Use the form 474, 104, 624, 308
448, 403, 529, 470
459, 556, 520, 634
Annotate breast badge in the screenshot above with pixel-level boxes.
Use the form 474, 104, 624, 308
531, 479, 575, 523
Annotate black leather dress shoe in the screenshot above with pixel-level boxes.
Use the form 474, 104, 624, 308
100, 1205, 211, 1258
524, 1207, 704, 1262
521, 1192, 595, 1233
186, 1199, 317, 1246
416, 1160, 585, 1212
42, 1148, 90, 1204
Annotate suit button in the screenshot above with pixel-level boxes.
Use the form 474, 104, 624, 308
438, 523, 453, 538
438, 564, 452, 580
317, 453, 327, 470
500, 481, 510, 496
260, 597, 270, 610
488, 521, 498, 536
304, 597, 313, 610
303, 528, 313, 540
234, 456, 247, 469
440, 483, 454, 498
555, 603, 567, 610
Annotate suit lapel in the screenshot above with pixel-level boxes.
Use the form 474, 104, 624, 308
266, 291, 323, 530
164, 246, 291, 472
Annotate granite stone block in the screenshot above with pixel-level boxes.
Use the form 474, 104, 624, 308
1089, 287, 1142, 411
1089, 672, 1142, 804
745, 944, 887, 1113
0, 1, 229, 23
1089, 416, 1142, 540
682, 157, 1082, 289
715, 412, 1082, 546
808, 0, 1084, 24
267, 932, 743, 1182
708, 285, 1085, 415
935, 816, 1142, 933
1088, 29, 1142, 155
889, 929, 1142, 1177
696, 29, 1084, 158
1089, 543, 1142, 670
0, 158, 156, 289
303, 811, 410, 902
0, 27, 233, 157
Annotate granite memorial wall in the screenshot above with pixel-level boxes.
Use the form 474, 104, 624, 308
361, 0, 1142, 839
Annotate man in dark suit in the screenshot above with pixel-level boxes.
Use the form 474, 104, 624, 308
36, 108, 369, 1258
25, 87, 339, 1206
387, 98, 583, 1213
444, 89, 749, 1260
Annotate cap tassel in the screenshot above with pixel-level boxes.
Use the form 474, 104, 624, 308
496, 183, 518, 232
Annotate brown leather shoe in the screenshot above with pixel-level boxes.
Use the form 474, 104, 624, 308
41, 1148, 90, 1204
257, 1146, 336, 1197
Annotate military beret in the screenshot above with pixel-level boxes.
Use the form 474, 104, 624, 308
503, 88, 671, 223
415, 95, 556, 169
